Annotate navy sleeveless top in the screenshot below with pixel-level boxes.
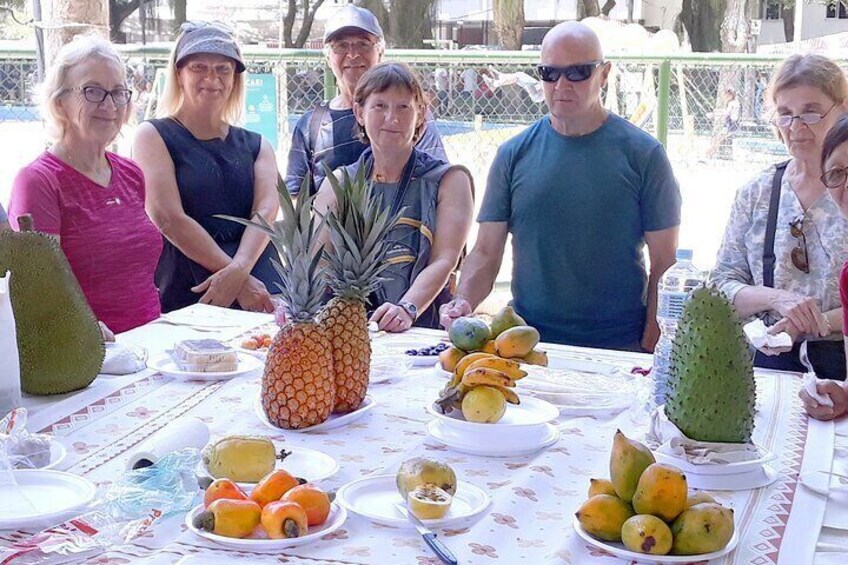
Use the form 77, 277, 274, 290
148, 118, 282, 312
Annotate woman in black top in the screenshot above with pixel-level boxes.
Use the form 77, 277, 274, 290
133, 22, 280, 313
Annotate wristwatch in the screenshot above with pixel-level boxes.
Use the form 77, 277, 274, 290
398, 300, 418, 321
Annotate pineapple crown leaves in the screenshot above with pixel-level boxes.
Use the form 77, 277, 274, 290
320, 164, 404, 302
215, 176, 327, 322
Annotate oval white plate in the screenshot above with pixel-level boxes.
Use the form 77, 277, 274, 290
254, 395, 376, 433
654, 446, 775, 477
42, 439, 67, 471
336, 475, 489, 528
378, 338, 446, 367
426, 395, 559, 430
148, 352, 263, 381
573, 516, 739, 564
198, 445, 339, 488
1, 470, 97, 529
185, 501, 346, 550
427, 419, 560, 457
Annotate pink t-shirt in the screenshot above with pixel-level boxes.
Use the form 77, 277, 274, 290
841, 261, 848, 335
9, 151, 162, 333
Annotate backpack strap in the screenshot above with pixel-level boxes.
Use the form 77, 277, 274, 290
306, 101, 330, 196
762, 160, 791, 288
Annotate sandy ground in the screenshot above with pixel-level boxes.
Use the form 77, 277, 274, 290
0, 120, 766, 314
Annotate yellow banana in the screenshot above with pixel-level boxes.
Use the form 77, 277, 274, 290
490, 385, 520, 405
454, 352, 497, 379
462, 368, 515, 388
465, 357, 528, 382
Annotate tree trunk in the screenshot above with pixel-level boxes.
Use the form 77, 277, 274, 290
173, 0, 187, 35
678, 0, 724, 52
720, 0, 750, 53
386, 0, 435, 48
578, 0, 601, 19
493, 0, 524, 50
45, 0, 109, 60
781, 5, 794, 43
601, 1, 617, 17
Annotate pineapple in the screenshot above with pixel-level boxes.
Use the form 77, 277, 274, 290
318, 166, 401, 413
218, 180, 335, 429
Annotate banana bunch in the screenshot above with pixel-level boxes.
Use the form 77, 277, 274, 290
436, 353, 527, 415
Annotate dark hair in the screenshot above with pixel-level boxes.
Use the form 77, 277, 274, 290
353, 62, 427, 144
821, 114, 848, 170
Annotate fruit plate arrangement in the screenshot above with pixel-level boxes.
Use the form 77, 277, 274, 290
254, 395, 377, 433
185, 501, 346, 550
572, 517, 740, 564
198, 444, 340, 489
336, 475, 490, 528
427, 395, 559, 429
426, 419, 560, 457
148, 352, 263, 381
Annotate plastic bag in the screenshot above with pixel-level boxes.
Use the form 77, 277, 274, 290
0, 408, 52, 470
0, 448, 200, 564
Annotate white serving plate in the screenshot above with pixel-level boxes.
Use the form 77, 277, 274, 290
254, 395, 376, 433
198, 445, 339, 488
378, 338, 446, 367
678, 464, 778, 491
426, 395, 559, 430
148, 352, 263, 381
185, 501, 346, 550
369, 349, 415, 384
654, 447, 776, 477
573, 516, 739, 564
336, 475, 489, 528
426, 419, 560, 457
0, 470, 97, 529
42, 439, 67, 471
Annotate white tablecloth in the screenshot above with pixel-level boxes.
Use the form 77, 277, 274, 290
2, 304, 846, 564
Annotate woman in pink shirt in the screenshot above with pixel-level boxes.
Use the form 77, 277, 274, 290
8, 35, 162, 334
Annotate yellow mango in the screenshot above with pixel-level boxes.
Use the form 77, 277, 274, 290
494, 326, 540, 359
621, 514, 673, 555
575, 494, 634, 542
438, 346, 466, 372
609, 429, 656, 503
631, 463, 688, 522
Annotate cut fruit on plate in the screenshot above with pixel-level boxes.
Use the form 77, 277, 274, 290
185, 501, 346, 550
572, 516, 739, 564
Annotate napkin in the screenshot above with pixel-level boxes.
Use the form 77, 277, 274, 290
125, 417, 209, 471
647, 406, 763, 464
799, 341, 835, 408
100, 342, 148, 375
744, 318, 793, 349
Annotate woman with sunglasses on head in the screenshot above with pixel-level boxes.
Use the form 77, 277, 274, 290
7, 35, 161, 334
133, 22, 279, 314
711, 54, 848, 380
314, 62, 474, 332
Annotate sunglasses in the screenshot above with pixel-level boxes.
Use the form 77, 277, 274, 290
821, 165, 848, 189
536, 61, 604, 83
789, 216, 810, 274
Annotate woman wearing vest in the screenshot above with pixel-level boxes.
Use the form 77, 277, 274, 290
712, 54, 848, 380
133, 22, 280, 314
315, 62, 474, 332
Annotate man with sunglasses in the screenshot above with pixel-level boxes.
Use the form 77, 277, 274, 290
285, 5, 446, 197
440, 22, 681, 353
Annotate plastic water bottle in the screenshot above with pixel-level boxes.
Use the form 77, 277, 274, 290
652, 249, 705, 408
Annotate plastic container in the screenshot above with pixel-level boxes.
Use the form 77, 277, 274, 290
652, 250, 705, 407
0, 272, 21, 416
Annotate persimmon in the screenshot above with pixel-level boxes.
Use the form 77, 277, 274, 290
249, 469, 304, 507
281, 484, 332, 526
260, 500, 308, 539
204, 478, 248, 508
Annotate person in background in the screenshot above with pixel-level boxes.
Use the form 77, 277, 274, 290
711, 54, 848, 380
285, 4, 447, 197
315, 63, 474, 331
439, 22, 681, 352
7, 34, 161, 334
706, 87, 741, 159
133, 21, 279, 314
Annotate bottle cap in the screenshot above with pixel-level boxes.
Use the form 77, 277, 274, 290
675, 249, 693, 261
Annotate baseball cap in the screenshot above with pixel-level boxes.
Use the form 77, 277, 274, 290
175, 21, 246, 73
324, 5, 384, 42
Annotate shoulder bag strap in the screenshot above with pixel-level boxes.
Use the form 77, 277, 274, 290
306, 102, 330, 195
762, 160, 791, 288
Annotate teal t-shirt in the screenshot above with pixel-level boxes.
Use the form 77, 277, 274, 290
479, 113, 681, 348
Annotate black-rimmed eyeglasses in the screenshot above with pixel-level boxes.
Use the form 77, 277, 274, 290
67, 86, 133, 106
536, 61, 604, 83
821, 165, 848, 189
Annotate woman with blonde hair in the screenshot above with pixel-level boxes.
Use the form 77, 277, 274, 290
133, 22, 279, 313
7, 34, 161, 333
712, 54, 848, 379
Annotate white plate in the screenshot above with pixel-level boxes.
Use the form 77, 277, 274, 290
370, 350, 414, 384
573, 516, 739, 564
426, 395, 559, 430
254, 395, 377, 433
427, 420, 560, 457
42, 439, 67, 471
545, 356, 622, 375
433, 361, 452, 378
185, 501, 346, 550
148, 352, 264, 381
379, 338, 446, 367
0, 470, 97, 529
679, 464, 778, 491
198, 445, 339, 487
336, 475, 490, 528
654, 446, 776, 476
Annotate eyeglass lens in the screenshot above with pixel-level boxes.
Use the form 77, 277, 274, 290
83, 86, 132, 106
331, 40, 375, 54
537, 63, 598, 83
822, 167, 848, 188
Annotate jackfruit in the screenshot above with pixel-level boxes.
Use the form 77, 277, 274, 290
0, 216, 103, 395
665, 286, 755, 443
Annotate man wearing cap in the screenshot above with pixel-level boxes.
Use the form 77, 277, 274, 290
439, 22, 681, 352
285, 5, 447, 197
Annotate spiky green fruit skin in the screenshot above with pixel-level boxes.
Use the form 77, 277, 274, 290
665, 286, 755, 443
0, 230, 103, 395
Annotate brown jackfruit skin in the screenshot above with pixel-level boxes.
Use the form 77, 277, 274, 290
0, 230, 104, 395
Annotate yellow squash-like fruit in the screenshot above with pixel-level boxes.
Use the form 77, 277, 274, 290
318, 297, 370, 413
203, 435, 277, 483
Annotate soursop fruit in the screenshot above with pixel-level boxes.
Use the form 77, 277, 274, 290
0, 216, 104, 395
665, 285, 755, 443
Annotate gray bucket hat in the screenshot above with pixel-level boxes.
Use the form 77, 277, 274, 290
175, 22, 246, 73
324, 5, 383, 42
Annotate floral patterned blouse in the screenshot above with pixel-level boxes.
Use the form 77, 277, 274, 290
711, 162, 848, 325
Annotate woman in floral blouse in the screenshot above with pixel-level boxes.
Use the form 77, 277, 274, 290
711, 54, 848, 380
